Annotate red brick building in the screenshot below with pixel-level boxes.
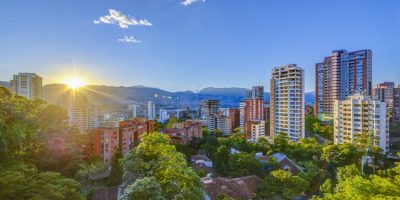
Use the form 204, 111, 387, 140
84, 118, 155, 163
162, 120, 202, 144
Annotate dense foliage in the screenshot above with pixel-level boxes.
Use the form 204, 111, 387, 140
0, 86, 84, 199
121, 133, 203, 200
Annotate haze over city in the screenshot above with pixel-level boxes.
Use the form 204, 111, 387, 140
1, 0, 399, 91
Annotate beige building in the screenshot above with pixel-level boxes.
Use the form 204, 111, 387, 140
333, 93, 389, 152
270, 64, 305, 142
10, 73, 42, 99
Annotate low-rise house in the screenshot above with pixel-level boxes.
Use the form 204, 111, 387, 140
202, 175, 262, 200
255, 152, 303, 175
191, 154, 213, 174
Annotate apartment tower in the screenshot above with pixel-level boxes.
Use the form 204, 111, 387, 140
10, 73, 42, 99
315, 49, 372, 120
270, 64, 305, 141
333, 93, 389, 152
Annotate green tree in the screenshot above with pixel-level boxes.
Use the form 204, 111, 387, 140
121, 177, 164, 200
315, 164, 400, 199
108, 146, 123, 186
257, 170, 309, 200
121, 133, 203, 200
0, 165, 83, 200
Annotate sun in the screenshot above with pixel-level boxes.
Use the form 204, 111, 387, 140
65, 77, 85, 89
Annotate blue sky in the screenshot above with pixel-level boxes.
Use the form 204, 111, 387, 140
0, 0, 399, 92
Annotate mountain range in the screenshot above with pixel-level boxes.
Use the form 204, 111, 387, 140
1, 81, 314, 108
40, 84, 315, 108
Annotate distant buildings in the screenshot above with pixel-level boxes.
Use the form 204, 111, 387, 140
246, 86, 264, 100
270, 64, 305, 142
162, 120, 202, 144
62, 90, 89, 133
128, 104, 139, 118
147, 101, 156, 120
201, 99, 220, 119
315, 49, 372, 120
84, 118, 156, 163
240, 86, 266, 141
201, 99, 220, 131
333, 93, 389, 152
10, 73, 42, 99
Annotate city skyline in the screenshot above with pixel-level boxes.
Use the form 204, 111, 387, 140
1, 0, 399, 92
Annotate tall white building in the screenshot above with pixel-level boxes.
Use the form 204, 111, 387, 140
10, 73, 42, 99
128, 104, 139, 118
333, 93, 389, 152
270, 64, 305, 142
159, 109, 169, 123
147, 101, 156, 120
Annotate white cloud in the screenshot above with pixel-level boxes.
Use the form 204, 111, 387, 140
181, 0, 206, 6
118, 35, 141, 43
94, 9, 152, 29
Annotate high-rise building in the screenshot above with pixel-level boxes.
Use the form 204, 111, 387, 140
394, 86, 400, 123
10, 73, 42, 99
251, 86, 264, 100
270, 64, 305, 142
128, 104, 139, 118
63, 90, 89, 133
217, 114, 231, 135
373, 82, 395, 124
229, 108, 240, 131
333, 93, 389, 152
88, 104, 99, 129
201, 99, 220, 118
246, 86, 264, 100
147, 101, 156, 120
240, 99, 264, 133
315, 49, 372, 120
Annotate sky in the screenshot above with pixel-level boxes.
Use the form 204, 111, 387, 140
0, 0, 399, 92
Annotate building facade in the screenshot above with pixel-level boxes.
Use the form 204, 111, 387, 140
373, 82, 395, 124
333, 93, 389, 152
229, 108, 240, 131
394, 86, 400, 123
270, 64, 305, 142
162, 120, 202, 144
10, 73, 42, 99
245, 120, 265, 142
315, 49, 372, 120
240, 99, 264, 134
84, 118, 156, 163
63, 90, 89, 133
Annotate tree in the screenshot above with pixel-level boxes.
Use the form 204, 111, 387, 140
121, 133, 203, 200
108, 146, 123, 186
121, 177, 164, 200
75, 161, 107, 198
0, 164, 83, 200
257, 170, 309, 200
322, 144, 361, 168
315, 164, 400, 199
165, 117, 178, 129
